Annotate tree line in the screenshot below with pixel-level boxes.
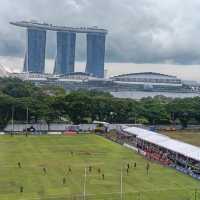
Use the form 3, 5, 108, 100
0, 77, 200, 129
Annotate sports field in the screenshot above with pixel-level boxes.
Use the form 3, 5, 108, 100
0, 134, 199, 200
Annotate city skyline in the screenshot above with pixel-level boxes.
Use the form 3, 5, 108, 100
1, 0, 200, 66
1, 56, 200, 82
11, 21, 107, 77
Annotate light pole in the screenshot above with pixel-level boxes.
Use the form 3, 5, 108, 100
26, 107, 29, 134
194, 188, 197, 200
83, 167, 87, 200
11, 106, 15, 135
120, 166, 123, 200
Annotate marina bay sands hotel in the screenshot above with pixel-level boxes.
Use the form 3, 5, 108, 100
10, 21, 108, 78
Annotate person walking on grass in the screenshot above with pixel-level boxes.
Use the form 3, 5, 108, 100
20, 186, 23, 193
68, 167, 72, 174
146, 163, 150, 175
18, 162, 21, 168
63, 177, 66, 185
89, 166, 92, 173
126, 167, 129, 176
102, 173, 105, 180
43, 167, 47, 174
98, 168, 101, 174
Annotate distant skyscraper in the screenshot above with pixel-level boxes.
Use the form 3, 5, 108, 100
23, 29, 46, 73
86, 33, 106, 78
54, 32, 76, 75
11, 21, 108, 76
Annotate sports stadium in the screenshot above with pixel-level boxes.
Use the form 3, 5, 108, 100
0, 124, 200, 200
110, 72, 183, 91
123, 127, 200, 180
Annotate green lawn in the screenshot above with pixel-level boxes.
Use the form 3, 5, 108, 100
0, 134, 199, 200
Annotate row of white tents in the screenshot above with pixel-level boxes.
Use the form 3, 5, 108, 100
124, 126, 200, 162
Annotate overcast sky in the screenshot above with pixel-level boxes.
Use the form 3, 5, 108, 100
1, 0, 200, 65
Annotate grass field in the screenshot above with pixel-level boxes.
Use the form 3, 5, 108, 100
0, 134, 199, 200
160, 130, 200, 147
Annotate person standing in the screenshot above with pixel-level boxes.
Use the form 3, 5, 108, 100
18, 162, 21, 168
43, 167, 47, 174
68, 167, 72, 174
89, 166, 92, 173
102, 173, 105, 180
20, 186, 23, 193
63, 177, 66, 185
126, 168, 129, 176
98, 168, 101, 174
146, 163, 150, 175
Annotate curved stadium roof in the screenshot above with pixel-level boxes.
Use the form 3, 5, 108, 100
124, 126, 200, 162
112, 72, 177, 79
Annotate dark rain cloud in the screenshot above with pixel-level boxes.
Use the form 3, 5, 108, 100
1, 0, 200, 64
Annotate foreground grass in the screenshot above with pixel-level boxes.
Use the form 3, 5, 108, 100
160, 130, 200, 147
0, 134, 199, 200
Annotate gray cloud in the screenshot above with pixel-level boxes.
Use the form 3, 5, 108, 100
1, 0, 200, 64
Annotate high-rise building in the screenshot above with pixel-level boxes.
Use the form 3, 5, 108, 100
54, 32, 76, 75
86, 33, 106, 78
24, 29, 46, 73
10, 21, 108, 77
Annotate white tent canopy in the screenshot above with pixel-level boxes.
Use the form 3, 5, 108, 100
124, 127, 200, 162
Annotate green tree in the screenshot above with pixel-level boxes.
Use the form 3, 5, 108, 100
141, 97, 170, 125
167, 98, 195, 129
0, 95, 15, 129
65, 93, 92, 124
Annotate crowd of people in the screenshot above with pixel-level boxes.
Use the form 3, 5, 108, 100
137, 141, 172, 166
